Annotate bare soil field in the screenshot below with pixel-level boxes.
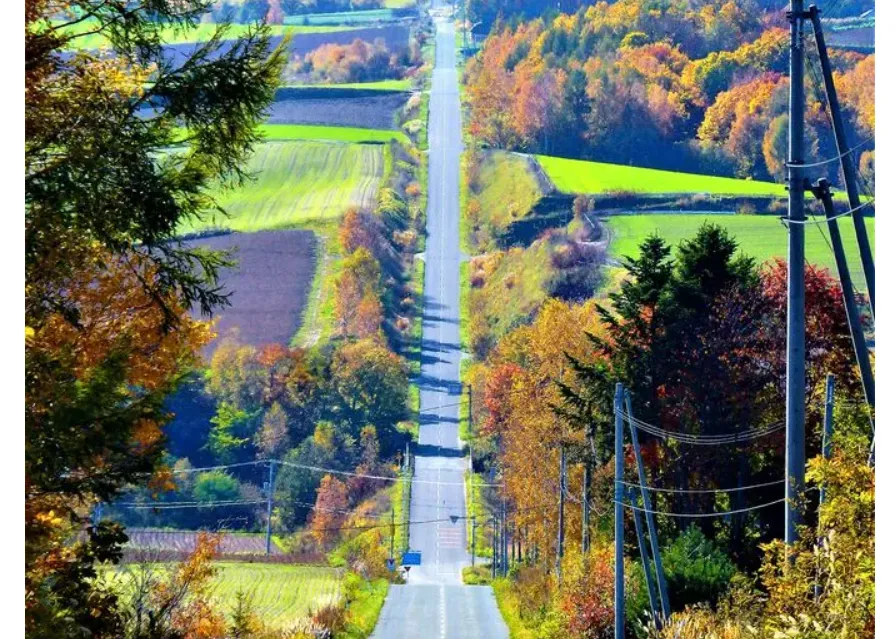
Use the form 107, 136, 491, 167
267, 91, 407, 129
163, 25, 410, 64
184, 230, 317, 354
126, 529, 280, 555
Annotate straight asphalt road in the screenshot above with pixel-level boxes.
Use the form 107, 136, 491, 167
370, 14, 510, 639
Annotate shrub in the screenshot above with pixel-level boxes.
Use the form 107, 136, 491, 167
661, 525, 737, 611
310, 602, 347, 636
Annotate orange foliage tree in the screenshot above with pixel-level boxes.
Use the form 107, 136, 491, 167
310, 475, 351, 548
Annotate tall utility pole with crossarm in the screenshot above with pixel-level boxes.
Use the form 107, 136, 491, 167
785, 0, 807, 547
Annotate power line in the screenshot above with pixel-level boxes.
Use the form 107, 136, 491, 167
616, 498, 786, 519
167, 458, 504, 488
786, 136, 873, 168
621, 411, 785, 445
619, 478, 784, 495
171, 460, 265, 475
275, 459, 504, 488
118, 499, 267, 510
779, 198, 875, 224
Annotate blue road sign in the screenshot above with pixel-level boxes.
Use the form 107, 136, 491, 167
386, 558, 396, 572
401, 550, 422, 566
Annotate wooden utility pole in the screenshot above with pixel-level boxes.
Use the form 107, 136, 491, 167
808, 5, 875, 315
821, 375, 835, 507
624, 392, 670, 620
265, 460, 275, 556
471, 516, 477, 567
810, 180, 875, 421
491, 516, 498, 578
614, 383, 624, 639
467, 384, 474, 452
582, 423, 593, 555
629, 487, 660, 625
556, 446, 567, 586
390, 508, 396, 560
785, 0, 807, 547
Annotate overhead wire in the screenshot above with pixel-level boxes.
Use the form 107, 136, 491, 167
618, 478, 785, 495
621, 410, 785, 445
616, 498, 787, 519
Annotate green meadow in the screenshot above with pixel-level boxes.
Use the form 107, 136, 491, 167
259, 123, 408, 144
537, 155, 787, 197
56, 20, 353, 50
182, 139, 384, 233
106, 563, 342, 630
207, 563, 341, 628
607, 214, 875, 284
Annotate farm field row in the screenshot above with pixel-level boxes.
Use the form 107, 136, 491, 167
181, 139, 384, 234
59, 20, 355, 50
208, 563, 341, 628
537, 154, 787, 197
107, 562, 342, 630
184, 231, 318, 353
126, 529, 284, 555
607, 214, 876, 283
259, 123, 408, 144
281, 79, 413, 91
284, 8, 409, 26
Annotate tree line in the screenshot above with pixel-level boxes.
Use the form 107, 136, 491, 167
465, 224, 873, 637
463, 0, 874, 184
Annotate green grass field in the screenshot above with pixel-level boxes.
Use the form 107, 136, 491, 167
208, 563, 341, 628
55, 20, 353, 50
607, 214, 875, 285
259, 123, 408, 144
537, 155, 787, 197
107, 562, 341, 630
181, 140, 384, 233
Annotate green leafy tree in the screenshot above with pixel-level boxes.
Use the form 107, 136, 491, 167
330, 338, 408, 434
193, 471, 242, 503
207, 402, 260, 463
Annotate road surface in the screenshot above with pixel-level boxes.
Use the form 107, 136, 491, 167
370, 15, 509, 639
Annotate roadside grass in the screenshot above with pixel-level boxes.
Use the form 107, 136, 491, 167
607, 214, 875, 286
467, 240, 554, 347
282, 79, 413, 91
180, 140, 384, 233
459, 260, 471, 351
336, 576, 391, 639
462, 565, 492, 585
475, 151, 543, 234
405, 256, 426, 375
537, 154, 787, 197
259, 123, 409, 145
389, 467, 412, 557
492, 577, 538, 639
57, 20, 353, 49
464, 471, 492, 560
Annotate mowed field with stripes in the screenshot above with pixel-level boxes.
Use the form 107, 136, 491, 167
181, 138, 385, 233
